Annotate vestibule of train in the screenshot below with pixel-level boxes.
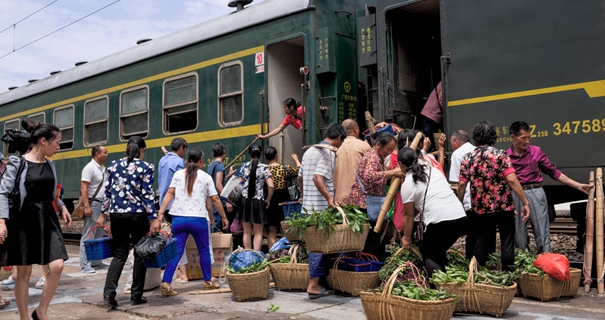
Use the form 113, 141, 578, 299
385, 0, 442, 130
266, 37, 305, 166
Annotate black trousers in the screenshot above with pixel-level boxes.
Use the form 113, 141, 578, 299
473, 210, 515, 272
422, 217, 466, 279
104, 213, 149, 299
465, 210, 477, 260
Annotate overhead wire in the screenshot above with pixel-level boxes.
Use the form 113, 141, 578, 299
0, 0, 59, 34
0, 0, 122, 61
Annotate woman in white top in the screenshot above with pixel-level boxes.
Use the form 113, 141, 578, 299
154, 147, 229, 296
399, 147, 467, 278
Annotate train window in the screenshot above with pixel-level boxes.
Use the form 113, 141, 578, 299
3, 119, 20, 156
218, 62, 243, 127
120, 87, 149, 140
163, 73, 198, 134
54, 106, 74, 150
28, 112, 45, 124
84, 97, 108, 146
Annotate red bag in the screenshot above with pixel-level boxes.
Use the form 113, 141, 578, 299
534, 253, 570, 282
230, 219, 243, 233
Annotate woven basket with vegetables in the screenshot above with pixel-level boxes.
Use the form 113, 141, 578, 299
269, 244, 310, 291
431, 256, 516, 318
360, 262, 457, 320
515, 250, 581, 301
225, 250, 271, 302
285, 206, 369, 254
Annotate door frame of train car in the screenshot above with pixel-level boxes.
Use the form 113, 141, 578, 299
374, 0, 442, 129
265, 34, 307, 166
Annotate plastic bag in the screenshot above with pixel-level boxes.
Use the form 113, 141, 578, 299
534, 253, 570, 282
269, 237, 290, 252
220, 175, 242, 205
227, 248, 266, 272
230, 219, 243, 233
134, 232, 167, 259
124, 249, 161, 292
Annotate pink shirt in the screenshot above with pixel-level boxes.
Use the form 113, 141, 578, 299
506, 145, 561, 185
420, 82, 443, 124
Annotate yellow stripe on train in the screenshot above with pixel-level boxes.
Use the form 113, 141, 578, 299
448, 79, 605, 107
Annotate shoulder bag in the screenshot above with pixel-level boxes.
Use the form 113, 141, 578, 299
356, 172, 386, 221
282, 164, 300, 201
73, 180, 104, 218
415, 165, 432, 242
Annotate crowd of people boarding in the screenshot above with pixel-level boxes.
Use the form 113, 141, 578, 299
0, 95, 592, 317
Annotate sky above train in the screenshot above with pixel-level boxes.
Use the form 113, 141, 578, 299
0, 0, 266, 94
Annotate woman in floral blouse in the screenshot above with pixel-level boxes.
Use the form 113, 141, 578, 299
99, 136, 156, 308
344, 132, 403, 258
235, 143, 274, 250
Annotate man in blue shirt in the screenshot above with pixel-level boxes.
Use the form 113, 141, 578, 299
158, 138, 188, 222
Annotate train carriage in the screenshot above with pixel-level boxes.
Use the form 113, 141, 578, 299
0, 0, 373, 205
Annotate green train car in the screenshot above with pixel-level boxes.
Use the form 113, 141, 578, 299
368, 0, 605, 204
0, 0, 374, 206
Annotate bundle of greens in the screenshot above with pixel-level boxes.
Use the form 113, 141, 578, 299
378, 246, 422, 282
387, 281, 457, 301
226, 260, 271, 274
430, 265, 516, 287
284, 205, 368, 238
274, 246, 309, 264
486, 252, 501, 267
446, 250, 469, 269
266, 249, 289, 261
514, 249, 545, 276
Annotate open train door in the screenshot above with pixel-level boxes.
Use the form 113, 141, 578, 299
265, 37, 305, 166
375, 0, 442, 130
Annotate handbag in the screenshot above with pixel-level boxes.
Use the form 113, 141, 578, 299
356, 172, 386, 221
230, 219, 243, 233
282, 164, 300, 201
220, 174, 242, 205
73, 180, 104, 218
415, 166, 432, 242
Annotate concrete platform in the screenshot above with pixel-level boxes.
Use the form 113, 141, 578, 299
2, 245, 605, 319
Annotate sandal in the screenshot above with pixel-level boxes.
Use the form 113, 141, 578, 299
161, 283, 178, 297
203, 281, 220, 290
174, 278, 189, 283
35, 278, 45, 289
0, 298, 9, 309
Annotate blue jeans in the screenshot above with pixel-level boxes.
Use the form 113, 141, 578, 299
162, 216, 212, 283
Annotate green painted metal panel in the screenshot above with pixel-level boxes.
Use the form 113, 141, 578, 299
358, 14, 377, 67
315, 27, 336, 74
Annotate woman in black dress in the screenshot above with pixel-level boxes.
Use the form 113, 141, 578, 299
0, 119, 72, 320
235, 144, 274, 250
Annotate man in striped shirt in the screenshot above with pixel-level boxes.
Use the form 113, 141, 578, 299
297, 123, 346, 299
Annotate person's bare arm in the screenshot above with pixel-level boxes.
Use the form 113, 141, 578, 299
457, 181, 468, 203
81, 181, 92, 217
557, 173, 592, 194
215, 171, 224, 194
313, 174, 336, 208
257, 125, 286, 140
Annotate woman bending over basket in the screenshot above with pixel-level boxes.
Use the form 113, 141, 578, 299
236, 144, 274, 250
398, 147, 467, 279
153, 147, 228, 295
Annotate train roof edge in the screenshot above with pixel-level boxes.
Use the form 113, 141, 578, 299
0, 0, 311, 105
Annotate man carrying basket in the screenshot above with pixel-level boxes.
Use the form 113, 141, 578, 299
297, 123, 346, 299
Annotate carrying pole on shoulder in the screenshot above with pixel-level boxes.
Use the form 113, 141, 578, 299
225, 137, 260, 170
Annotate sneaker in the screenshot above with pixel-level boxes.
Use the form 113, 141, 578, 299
91, 263, 110, 269
81, 267, 96, 274
1, 276, 15, 286
35, 278, 45, 289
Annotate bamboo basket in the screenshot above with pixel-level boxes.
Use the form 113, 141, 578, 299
436, 257, 516, 317
226, 267, 271, 302
360, 265, 456, 320
303, 207, 369, 254
280, 220, 303, 242
269, 244, 310, 291
327, 269, 381, 297
517, 268, 582, 302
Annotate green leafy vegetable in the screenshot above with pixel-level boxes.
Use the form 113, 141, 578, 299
283, 205, 368, 238
226, 259, 271, 274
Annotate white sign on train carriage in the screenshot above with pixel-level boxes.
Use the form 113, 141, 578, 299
255, 52, 264, 66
